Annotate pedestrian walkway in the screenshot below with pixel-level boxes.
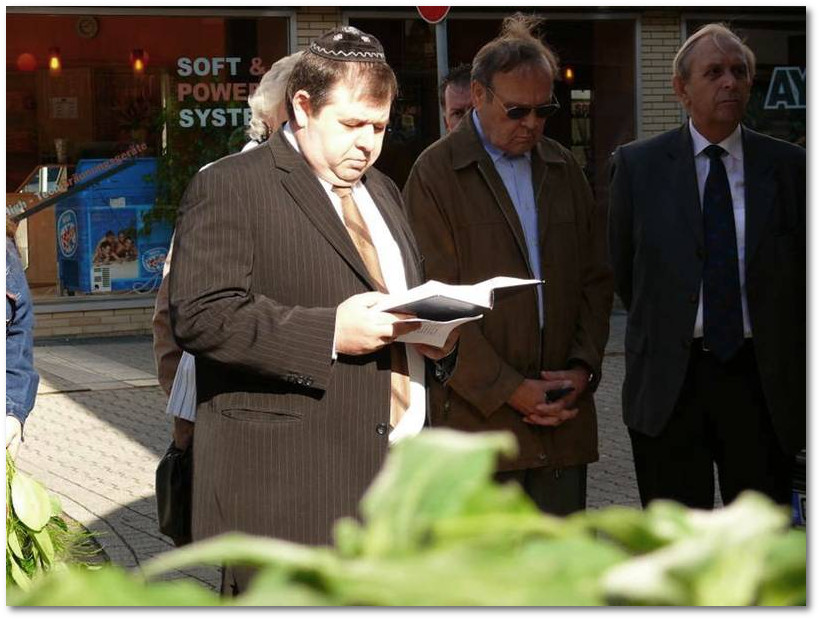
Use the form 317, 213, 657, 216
15, 311, 635, 591
17, 336, 221, 589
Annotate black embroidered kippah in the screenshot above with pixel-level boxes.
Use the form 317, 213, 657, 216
309, 26, 386, 62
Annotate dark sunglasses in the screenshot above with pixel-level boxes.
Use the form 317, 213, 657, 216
485, 84, 560, 120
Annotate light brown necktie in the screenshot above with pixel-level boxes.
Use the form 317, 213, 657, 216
332, 186, 410, 428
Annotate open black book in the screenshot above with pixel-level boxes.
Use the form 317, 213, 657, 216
374, 277, 542, 347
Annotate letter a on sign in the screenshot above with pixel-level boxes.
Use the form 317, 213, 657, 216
417, 6, 450, 24
764, 66, 806, 110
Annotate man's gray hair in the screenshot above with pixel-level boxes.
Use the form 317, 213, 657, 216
672, 23, 756, 82
247, 51, 304, 142
471, 13, 559, 88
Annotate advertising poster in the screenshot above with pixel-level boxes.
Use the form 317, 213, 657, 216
89, 207, 140, 281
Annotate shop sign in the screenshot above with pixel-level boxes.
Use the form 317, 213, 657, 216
764, 66, 805, 110
417, 6, 450, 24
176, 56, 269, 128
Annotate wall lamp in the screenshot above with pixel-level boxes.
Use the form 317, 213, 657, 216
131, 49, 147, 74
48, 47, 62, 74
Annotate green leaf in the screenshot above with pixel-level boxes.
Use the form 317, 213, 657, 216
32, 528, 56, 567
682, 491, 790, 541
236, 566, 339, 606
8, 528, 24, 559
140, 532, 333, 581
568, 505, 676, 553
8, 556, 32, 591
757, 528, 807, 606
326, 536, 627, 606
7, 433, 806, 607
8, 565, 222, 606
332, 517, 364, 558
601, 538, 707, 605
601, 492, 798, 606
356, 429, 519, 556
49, 494, 62, 518
691, 538, 770, 605
11, 471, 52, 531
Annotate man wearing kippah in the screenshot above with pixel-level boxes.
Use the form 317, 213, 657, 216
169, 26, 458, 595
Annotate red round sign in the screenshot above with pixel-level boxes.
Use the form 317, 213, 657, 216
417, 6, 450, 24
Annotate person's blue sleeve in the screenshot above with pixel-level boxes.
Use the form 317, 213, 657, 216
6, 237, 39, 425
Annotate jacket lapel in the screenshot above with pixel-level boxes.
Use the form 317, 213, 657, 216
669, 124, 704, 247
742, 127, 776, 268
532, 138, 566, 249
269, 131, 379, 290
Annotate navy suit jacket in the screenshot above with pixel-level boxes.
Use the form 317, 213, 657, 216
608, 123, 805, 454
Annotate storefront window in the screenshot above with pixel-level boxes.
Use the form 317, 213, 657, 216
351, 13, 636, 211
349, 17, 440, 189
6, 12, 289, 297
687, 17, 806, 146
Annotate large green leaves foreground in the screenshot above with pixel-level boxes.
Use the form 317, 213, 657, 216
10, 430, 805, 606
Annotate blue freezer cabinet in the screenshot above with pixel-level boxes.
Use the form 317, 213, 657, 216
58, 157, 158, 211
56, 203, 172, 294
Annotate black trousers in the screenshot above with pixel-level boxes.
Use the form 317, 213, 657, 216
495, 464, 587, 516
629, 339, 794, 509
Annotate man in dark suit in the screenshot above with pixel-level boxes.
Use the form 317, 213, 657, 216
169, 27, 457, 594
609, 23, 805, 509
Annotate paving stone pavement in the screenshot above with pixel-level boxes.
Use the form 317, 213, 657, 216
18, 336, 221, 590
16, 311, 634, 593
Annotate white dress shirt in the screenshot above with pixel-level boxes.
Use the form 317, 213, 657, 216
689, 120, 752, 339
285, 123, 426, 444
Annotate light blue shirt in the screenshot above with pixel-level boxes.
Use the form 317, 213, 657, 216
472, 110, 543, 326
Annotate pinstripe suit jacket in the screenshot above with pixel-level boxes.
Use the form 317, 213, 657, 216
168, 129, 424, 550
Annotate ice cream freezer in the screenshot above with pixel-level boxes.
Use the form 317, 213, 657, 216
54, 157, 172, 294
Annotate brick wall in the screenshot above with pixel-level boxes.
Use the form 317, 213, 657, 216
34, 304, 154, 339
295, 7, 343, 50
640, 11, 684, 138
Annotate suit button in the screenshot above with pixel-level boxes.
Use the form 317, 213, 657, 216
376, 423, 389, 436
689, 293, 698, 304
682, 337, 691, 349
539, 453, 548, 461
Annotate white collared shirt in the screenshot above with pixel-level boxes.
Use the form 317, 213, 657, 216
689, 120, 752, 339
284, 123, 426, 444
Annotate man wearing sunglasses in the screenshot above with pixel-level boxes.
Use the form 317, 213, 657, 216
404, 13, 613, 515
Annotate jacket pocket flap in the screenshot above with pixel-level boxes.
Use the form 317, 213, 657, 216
220, 408, 303, 423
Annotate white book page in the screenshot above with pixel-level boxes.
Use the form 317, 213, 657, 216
393, 315, 482, 348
